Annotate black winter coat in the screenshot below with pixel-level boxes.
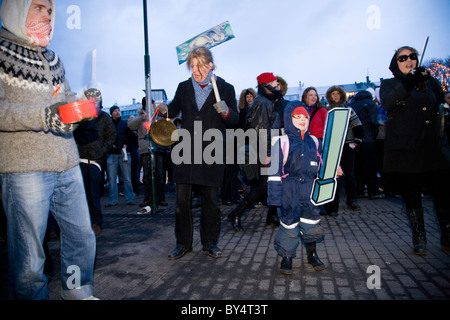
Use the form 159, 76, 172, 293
351, 90, 379, 144
380, 53, 447, 173
109, 117, 135, 155
246, 91, 281, 158
168, 76, 238, 187
74, 112, 116, 160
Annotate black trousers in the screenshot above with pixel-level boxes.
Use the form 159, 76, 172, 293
175, 184, 221, 248
396, 171, 450, 211
80, 162, 103, 227
355, 142, 379, 196
325, 144, 358, 213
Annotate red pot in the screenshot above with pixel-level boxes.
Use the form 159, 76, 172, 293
58, 99, 98, 124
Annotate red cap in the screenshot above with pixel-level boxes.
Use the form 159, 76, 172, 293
292, 106, 309, 119
257, 72, 277, 85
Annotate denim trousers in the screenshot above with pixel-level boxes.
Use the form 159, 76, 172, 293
107, 153, 135, 204
1, 166, 96, 300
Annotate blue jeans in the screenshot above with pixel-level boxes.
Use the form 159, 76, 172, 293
1, 166, 96, 300
107, 153, 135, 204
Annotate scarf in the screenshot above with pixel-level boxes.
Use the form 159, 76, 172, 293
192, 70, 213, 111
305, 103, 316, 114
26, 22, 52, 47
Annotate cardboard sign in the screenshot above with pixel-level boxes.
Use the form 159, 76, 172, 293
176, 21, 235, 65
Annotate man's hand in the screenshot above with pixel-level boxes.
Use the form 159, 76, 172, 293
213, 101, 229, 116
45, 102, 77, 133
157, 103, 168, 115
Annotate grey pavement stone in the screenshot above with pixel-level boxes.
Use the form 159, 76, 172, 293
1, 187, 449, 302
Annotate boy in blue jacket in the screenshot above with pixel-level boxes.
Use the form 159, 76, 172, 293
268, 101, 326, 274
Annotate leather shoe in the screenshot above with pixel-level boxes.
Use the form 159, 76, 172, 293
202, 244, 222, 259
347, 202, 361, 211
168, 246, 192, 260
158, 199, 168, 207
139, 199, 151, 207
104, 203, 118, 208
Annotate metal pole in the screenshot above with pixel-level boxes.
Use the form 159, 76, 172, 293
419, 36, 429, 67
143, 0, 157, 212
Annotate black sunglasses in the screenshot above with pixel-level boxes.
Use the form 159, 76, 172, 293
397, 53, 418, 62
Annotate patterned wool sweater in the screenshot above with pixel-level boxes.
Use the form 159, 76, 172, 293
0, 28, 79, 174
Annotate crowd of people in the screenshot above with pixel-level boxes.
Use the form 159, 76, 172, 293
0, 0, 449, 300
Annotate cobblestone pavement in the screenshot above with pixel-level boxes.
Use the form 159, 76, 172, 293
1, 186, 450, 304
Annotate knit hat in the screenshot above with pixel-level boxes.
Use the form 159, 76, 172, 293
257, 72, 277, 85
110, 105, 120, 115
292, 106, 309, 119
84, 88, 102, 108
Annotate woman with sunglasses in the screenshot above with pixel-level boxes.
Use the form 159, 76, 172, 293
380, 46, 450, 255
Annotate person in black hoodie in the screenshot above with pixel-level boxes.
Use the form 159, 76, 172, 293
74, 88, 116, 235
227, 73, 281, 231
351, 89, 383, 199
380, 46, 450, 255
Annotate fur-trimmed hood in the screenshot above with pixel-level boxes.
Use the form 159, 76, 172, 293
326, 85, 347, 107
277, 76, 288, 96
0, 0, 56, 45
238, 88, 257, 110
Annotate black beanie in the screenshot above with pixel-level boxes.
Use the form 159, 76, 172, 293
110, 105, 120, 115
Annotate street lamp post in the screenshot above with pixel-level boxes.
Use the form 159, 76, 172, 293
143, 0, 157, 212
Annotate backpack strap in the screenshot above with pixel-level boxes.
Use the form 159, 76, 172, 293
310, 135, 323, 166
280, 136, 289, 178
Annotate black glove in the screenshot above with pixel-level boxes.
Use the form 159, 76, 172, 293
45, 102, 77, 133
403, 67, 430, 91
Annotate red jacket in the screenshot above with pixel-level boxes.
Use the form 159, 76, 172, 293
309, 107, 328, 139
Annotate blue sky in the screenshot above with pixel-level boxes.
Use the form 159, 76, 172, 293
1, 0, 449, 108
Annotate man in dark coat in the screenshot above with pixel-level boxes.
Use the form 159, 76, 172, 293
158, 47, 239, 260
74, 88, 116, 235
106, 106, 136, 206
380, 45, 450, 255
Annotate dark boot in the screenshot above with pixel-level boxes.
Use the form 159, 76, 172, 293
280, 257, 292, 275
227, 198, 251, 232
436, 208, 450, 251
305, 242, 325, 271
266, 206, 279, 227
406, 208, 427, 256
